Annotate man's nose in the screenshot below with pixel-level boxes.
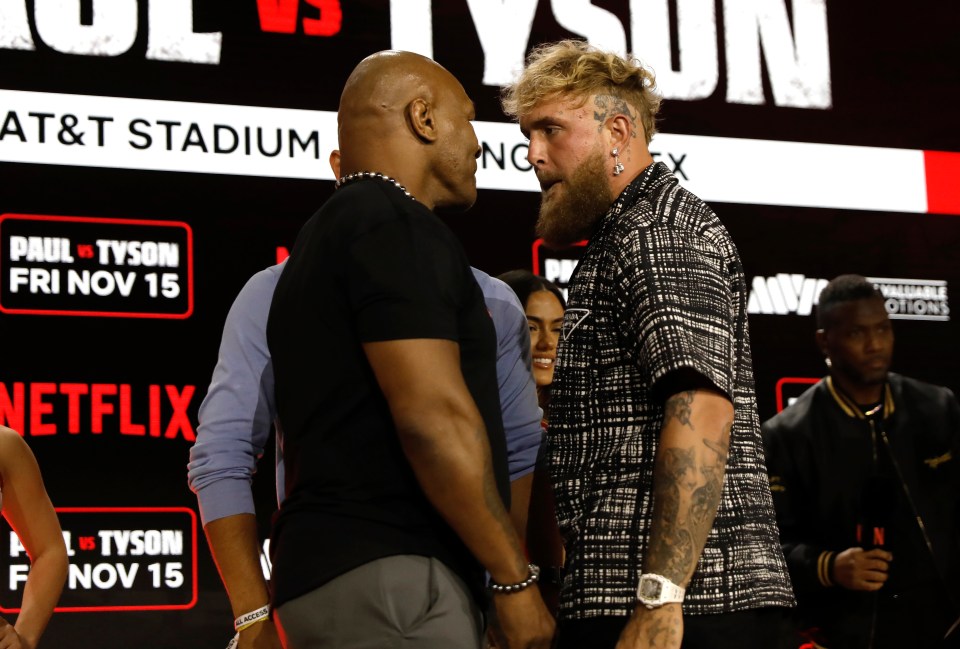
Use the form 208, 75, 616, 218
527, 136, 545, 168
865, 331, 884, 351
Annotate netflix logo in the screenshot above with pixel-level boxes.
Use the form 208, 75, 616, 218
0, 381, 197, 441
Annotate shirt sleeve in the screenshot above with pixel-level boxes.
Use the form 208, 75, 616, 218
187, 264, 281, 526
346, 216, 466, 343
615, 224, 734, 402
477, 272, 543, 481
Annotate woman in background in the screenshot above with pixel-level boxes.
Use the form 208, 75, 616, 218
496, 270, 567, 424
0, 426, 67, 649
497, 270, 567, 615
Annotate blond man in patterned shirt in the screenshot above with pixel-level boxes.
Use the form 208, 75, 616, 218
502, 40, 794, 649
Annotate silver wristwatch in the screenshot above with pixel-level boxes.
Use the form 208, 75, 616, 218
636, 573, 685, 609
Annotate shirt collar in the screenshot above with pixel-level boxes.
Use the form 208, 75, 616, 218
825, 375, 896, 420
607, 161, 672, 219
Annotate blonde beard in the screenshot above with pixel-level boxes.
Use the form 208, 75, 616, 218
535, 146, 613, 247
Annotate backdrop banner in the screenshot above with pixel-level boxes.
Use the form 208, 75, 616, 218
1, 2, 958, 646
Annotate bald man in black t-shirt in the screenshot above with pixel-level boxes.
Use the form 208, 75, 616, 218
266, 51, 554, 649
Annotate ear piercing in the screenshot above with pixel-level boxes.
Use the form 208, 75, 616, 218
612, 148, 624, 176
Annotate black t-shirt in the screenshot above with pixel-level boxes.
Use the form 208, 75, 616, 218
266, 178, 509, 609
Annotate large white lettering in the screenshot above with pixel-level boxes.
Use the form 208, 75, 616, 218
6, 0, 221, 63
390, 0, 433, 58
724, 0, 831, 108
3, 0, 833, 108
553, 0, 626, 57
146, 0, 222, 64
34, 0, 138, 57
391, 0, 831, 109
630, 0, 718, 100
466, 0, 538, 86
402, 0, 833, 108
0, 0, 35, 50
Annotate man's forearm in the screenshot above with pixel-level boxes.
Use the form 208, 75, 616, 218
204, 514, 271, 615
644, 390, 732, 586
397, 407, 530, 584
509, 473, 534, 543
365, 338, 532, 585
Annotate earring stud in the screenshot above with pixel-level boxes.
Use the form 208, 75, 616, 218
612, 148, 624, 176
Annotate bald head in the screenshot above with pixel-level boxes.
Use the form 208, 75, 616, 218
336, 50, 481, 211
340, 51, 446, 133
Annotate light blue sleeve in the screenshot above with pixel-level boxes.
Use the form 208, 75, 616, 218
187, 262, 285, 525
472, 268, 543, 481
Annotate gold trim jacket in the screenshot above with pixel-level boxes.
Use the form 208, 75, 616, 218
762, 372, 960, 643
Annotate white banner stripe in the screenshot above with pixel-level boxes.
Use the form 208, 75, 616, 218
0, 89, 338, 180
0, 89, 931, 213
647, 134, 928, 213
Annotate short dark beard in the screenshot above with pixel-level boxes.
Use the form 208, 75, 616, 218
535, 147, 613, 247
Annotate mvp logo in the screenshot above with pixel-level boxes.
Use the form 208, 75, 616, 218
747, 274, 827, 316
749, 275, 950, 321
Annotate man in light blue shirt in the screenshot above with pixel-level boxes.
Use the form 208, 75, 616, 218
188, 259, 543, 648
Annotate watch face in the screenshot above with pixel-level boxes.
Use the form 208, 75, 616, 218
639, 578, 663, 600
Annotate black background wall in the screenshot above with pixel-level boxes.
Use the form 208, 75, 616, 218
0, 1, 958, 646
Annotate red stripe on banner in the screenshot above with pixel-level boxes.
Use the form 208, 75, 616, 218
924, 150, 960, 214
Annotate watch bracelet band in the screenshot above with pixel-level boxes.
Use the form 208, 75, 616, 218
637, 572, 685, 608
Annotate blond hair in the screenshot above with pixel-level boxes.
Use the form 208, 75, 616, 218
501, 40, 662, 144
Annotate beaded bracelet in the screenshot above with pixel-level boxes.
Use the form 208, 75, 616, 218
489, 564, 541, 594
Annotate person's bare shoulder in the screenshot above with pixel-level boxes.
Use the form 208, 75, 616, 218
0, 426, 34, 486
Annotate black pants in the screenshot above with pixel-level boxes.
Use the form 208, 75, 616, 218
556, 607, 791, 649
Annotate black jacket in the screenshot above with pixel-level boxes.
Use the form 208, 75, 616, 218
762, 373, 960, 648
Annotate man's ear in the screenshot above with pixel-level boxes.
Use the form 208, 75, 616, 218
406, 97, 438, 143
606, 113, 634, 156
328, 149, 341, 177
815, 329, 829, 357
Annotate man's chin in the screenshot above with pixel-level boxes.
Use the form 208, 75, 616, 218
858, 369, 890, 386
536, 219, 582, 248
435, 190, 477, 213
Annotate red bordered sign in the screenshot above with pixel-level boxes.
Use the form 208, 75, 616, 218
0, 214, 193, 319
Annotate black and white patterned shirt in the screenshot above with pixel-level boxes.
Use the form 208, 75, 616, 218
548, 162, 794, 618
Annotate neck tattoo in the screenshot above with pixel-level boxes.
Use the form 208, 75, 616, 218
335, 171, 416, 201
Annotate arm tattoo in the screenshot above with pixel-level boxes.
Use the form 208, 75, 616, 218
644, 612, 682, 646
648, 447, 697, 582
592, 94, 638, 137
646, 421, 732, 585
688, 428, 729, 536
664, 391, 696, 430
